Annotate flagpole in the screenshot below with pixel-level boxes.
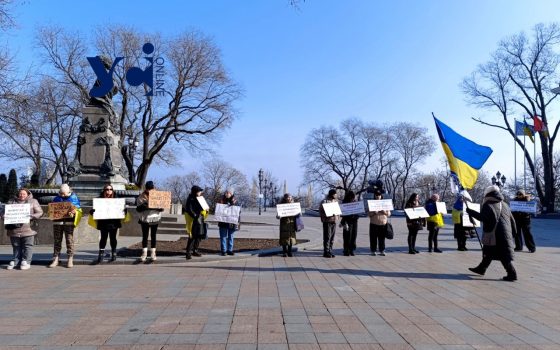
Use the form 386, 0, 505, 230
514, 127, 517, 189
534, 132, 537, 195
523, 134, 526, 191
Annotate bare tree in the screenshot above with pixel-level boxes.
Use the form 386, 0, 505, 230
202, 159, 249, 210
463, 23, 560, 212
161, 172, 201, 206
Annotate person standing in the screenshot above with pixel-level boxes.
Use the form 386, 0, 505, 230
511, 190, 536, 253
4, 188, 43, 270
467, 185, 518, 281
368, 191, 391, 256
49, 184, 81, 268
185, 185, 207, 260
90, 184, 124, 264
452, 194, 468, 251
136, 181, 163, 262
217, 189, 239, 256
277, 193, 298, 257
319, 189, 339, 258
425, 193, 444, 253
341, 191, 359, 256
405, 193, 424, 254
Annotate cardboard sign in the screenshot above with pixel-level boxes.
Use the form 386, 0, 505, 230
215, 203, 241, 224
436, 202, 447, 214
48, 202, 75, 220
404, 207, 430, 219
340, 201, 365, 215
463, 202, 480, 227
197, 196, 210, 210
148, 190, 172, 209
510, 201, 537, 214
367, 199, 394, 212
93, 198, 126, 220
276, 202, 302, 218
322, 202, 342, 217
4, 204, 31, 225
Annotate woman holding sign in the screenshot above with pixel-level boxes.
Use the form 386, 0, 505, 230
49, 184, 81, 268
217, 189, 239, 256
185, 185, 207, 260
3, 188, 43, 270
425, 193, 444, 253
368, 191, 391, 256
277, 193, 298, 257
319, 189, 339, 258
405, 193, 424, 254
341, 191, 359, 256
90, 185, 124, 264
136, 181, 164, 262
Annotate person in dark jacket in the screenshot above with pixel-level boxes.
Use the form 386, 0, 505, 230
3, 188, 43, 270
136, 181, 164, 262
185, 185, 207, 260
341, 190, 359, 256
217, 189, 239, 256
511, 190, 536, 253
90, 184, 125, 264
277, 193, 298, 257
467, 185, 518, 281
405, 193, 425, 254
425, 193, 444, 253
319, 189, 339, 258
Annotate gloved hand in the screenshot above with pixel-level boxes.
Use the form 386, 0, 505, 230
157, 208, 165, 212
89, 209, 95, 215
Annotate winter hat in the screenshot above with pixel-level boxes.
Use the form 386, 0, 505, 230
191, 185, 203, 194
59, 184, 71, 195
516, 189, 526, 196
328, 189, 337, 197
145, 181, 155, 190
483, 185, 500, 197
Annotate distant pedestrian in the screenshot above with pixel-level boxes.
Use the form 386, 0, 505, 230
217, 189, 239, 256
136, 181, 164, 262
49, 184, 81, 268
425, 193, 444, 253
452, 194, 469, 251
467, 185, 518, 281
341, 191, 359, 256
3, 188, 43, 270
277, 193, 298, 257
405, 193, 424, 254
368, 191, 391, 256
511, 190, 536, 253
90, 184, 124, 264
185, 185, 207, 260
319, 189, 339, 258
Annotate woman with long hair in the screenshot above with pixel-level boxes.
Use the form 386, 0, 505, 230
341, 190, 359, 256
405, 193, 424, 254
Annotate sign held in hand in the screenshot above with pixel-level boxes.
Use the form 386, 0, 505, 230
322, 202, 342, 217
340, 201, 365, 215
215, 203, 241, 224
93, 198, 126, 220
148, 191, 172, 209
367, 199, 394, 212
276, 202, 302, 218
48, 202, 75, 220
197, 196, 210, 211
4, 204, 31, 225
404, 207, 430, 219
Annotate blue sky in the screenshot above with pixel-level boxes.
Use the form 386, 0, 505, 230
6, 0, 560, 192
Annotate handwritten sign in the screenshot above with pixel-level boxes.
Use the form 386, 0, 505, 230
404, 207, 430, 219
367, 199, 394, 212
215, 203, 241, 224
340, 201, 365, 215
4, 204, 31, 224
148, 191, 172, 209
48, 202, 74, 220
436, 202, 447, 214
463, 202, 481, 227
93, 198, 126, 220
197, 196, 210, 211
276, 202, 302, 218
322, 202, 342, 217
510, 201, 537, 214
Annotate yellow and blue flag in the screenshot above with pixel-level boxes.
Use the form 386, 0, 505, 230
433, 116, 493, 190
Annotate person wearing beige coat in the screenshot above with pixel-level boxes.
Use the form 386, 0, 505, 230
368, 191, 391, 256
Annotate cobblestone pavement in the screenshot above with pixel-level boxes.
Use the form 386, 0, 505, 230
1, 213, 559, 349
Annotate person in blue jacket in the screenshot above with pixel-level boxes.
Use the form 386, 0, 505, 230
49, 184, 81, 268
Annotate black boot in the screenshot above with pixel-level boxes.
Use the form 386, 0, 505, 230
502, 261, 517, 281
287, 244, 293, 257
282, 245, 288, 257
95, 250, 104, 264
110, 249, 117, 262
468, 266, 486, 275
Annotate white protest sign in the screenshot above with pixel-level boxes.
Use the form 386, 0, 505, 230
215, 203, 241, 224
197, 196, 210, 210
340, 201, 365, 216
322, 202, 342, 217
436, 202, 447, 214
463, 202, 480, 227
404, 207, 430, 219
276, 202, 302, 218
510, 201, 537, 214
93, 198, 126, 220
4, 204, 31, 224
367, 199, 394, 212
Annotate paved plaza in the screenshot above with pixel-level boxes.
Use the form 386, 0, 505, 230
1, 212, 559, 349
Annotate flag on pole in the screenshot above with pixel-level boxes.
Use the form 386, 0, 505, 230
533, 115, 544, 131
433, 116, 493, 190
523, 120, 534, 143
515, 120, 526, 136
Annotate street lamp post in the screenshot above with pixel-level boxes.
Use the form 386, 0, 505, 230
272, 185, 277, 207
264, 177, 268, 212
258, 169, 263, 215
491, 171, 506, 191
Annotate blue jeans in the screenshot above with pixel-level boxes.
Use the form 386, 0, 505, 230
11, 236, 34, 264
219, 226, 236, 253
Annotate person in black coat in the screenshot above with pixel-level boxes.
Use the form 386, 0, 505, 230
467, 185, 518, 281
341, 191, 359, 256
90, 184, 124, 264
405, 193, 425, 254
185, 185, 206, 259
511, 190, 536, 253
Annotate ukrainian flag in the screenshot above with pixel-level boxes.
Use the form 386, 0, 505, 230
433, 116, 493, 190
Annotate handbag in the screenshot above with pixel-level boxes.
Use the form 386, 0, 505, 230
295, 215, 304, 232
385, 221, 394, 240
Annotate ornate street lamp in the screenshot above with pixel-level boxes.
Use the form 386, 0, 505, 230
491, 171, 506, 189
258, 169, 263, 215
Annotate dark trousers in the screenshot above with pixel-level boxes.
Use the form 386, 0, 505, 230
323, 222, 336, 253
53, 224, 75, 257
186, 237, 201, 254
100, 229, 118, 251
514, 221, 536, 251
454, 224, 467, 250
427, 222, 439, 250
369, 224, 386, 252
342, 220, 358, 254
476, 255, 517, 278
141, 223, 158, 248
407, 227, 419, 252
